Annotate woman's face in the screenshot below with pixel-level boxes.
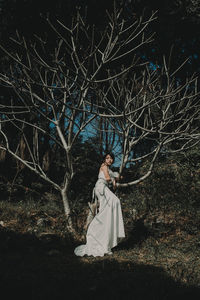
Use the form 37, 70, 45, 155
104, 154, 113, 166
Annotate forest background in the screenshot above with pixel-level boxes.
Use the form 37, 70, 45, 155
0, 1, 200, 299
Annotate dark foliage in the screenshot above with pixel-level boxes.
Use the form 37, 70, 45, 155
1, 0, 200, 74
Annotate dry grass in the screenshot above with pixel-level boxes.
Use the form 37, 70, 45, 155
0, 198, 199, 300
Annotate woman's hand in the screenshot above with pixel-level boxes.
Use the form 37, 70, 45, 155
115, 174, 123, 182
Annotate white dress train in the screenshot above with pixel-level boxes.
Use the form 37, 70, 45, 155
74, 169, 125, 257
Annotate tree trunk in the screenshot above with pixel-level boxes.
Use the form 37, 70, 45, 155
60, 188, 75, 235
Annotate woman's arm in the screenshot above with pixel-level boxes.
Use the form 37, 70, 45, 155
100, 164, 112, 182
100, 165, 117, 190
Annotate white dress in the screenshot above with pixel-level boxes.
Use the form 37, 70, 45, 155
74, 168, 125, 257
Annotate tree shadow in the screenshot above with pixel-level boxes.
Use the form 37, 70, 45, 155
0, 226, 199, 300
116, 217, 151, 250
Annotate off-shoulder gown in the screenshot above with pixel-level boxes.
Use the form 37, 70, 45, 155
74, 169, 125, 257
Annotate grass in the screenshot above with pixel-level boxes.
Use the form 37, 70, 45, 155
0, 196, 200, 300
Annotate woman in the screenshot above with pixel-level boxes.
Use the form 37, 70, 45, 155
74, 153, 125, 257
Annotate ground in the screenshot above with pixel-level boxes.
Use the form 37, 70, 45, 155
0, 198, 199, 300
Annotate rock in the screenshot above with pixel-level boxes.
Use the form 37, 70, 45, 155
0, 221, 5, 227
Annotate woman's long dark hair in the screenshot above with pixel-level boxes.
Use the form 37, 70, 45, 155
102, 152, 115, 164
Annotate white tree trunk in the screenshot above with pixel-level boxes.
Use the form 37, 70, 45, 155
60, 188, 75, 234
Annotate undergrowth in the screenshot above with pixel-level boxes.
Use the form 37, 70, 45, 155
0, 191, 199, 300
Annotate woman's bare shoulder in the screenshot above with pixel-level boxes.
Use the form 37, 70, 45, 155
100, 163, 108, 171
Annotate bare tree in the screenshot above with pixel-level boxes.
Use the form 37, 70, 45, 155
95, 55, 200, 187
0, 5, 156, 233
